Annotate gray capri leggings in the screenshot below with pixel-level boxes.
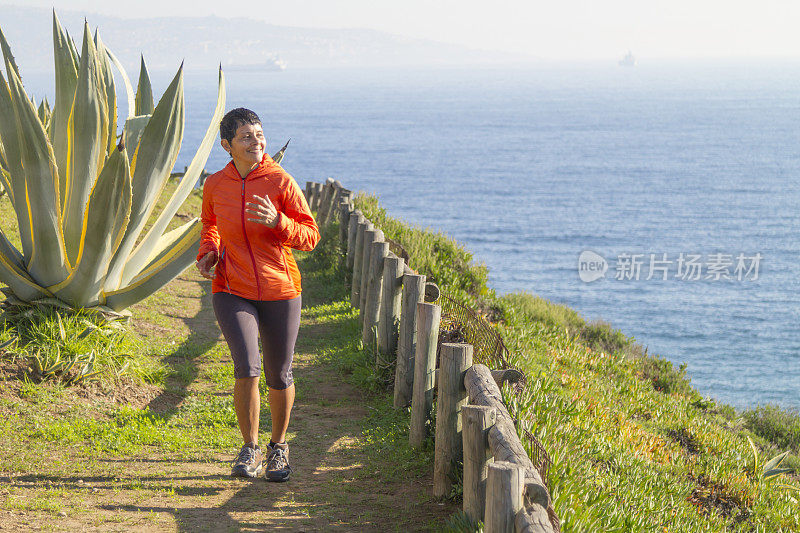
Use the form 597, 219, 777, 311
212, 292, 301, 389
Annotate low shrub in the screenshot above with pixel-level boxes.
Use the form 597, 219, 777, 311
579, 320, 633, 355
743, 404, 800, 454
636, 354, 693, 396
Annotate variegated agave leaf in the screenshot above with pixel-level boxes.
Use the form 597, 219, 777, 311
272, 139, 290, 164
104, 48, 134, 119
93, 30, 117, 156
4, 63, 70, 287
50, 11, 79, 211
37, 97, 51, 129
62, 22, 109, 265
0, 32, 31, 259
135, 55, 154, 116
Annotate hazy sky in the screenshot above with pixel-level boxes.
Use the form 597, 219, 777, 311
13, 0, 800, 60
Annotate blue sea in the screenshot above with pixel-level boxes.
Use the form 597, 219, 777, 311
24, 61, 800, 410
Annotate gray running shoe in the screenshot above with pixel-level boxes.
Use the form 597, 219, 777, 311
231, 443, 263, 478
264, 442, 292, 482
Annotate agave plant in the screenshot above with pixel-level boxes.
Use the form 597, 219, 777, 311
0, 13, 227, 314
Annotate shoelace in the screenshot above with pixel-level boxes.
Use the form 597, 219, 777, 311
236, 445, 256, 465
266, 448, 288, 470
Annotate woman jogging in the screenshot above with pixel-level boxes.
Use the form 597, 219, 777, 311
196, 108, 320, 481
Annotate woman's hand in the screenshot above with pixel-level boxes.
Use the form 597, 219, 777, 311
246, 194, 279, 228
196, 251, 218, 280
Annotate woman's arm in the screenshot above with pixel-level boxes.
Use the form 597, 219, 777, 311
197, 179, 221, 261
273, 178, 320, 251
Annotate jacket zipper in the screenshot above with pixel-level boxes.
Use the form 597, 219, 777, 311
240, 178, 262, 300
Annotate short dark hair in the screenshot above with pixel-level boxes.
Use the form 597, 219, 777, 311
220, 107, 262, 143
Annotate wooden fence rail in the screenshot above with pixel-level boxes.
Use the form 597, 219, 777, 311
306, 180, 557, 532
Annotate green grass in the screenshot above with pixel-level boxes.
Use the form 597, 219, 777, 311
354, 192, 800, 532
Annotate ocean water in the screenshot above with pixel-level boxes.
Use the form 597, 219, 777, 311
22, 62, 800, 410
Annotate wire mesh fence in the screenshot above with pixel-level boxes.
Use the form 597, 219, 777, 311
436, 291, 554, 494
438, 292, 512, 369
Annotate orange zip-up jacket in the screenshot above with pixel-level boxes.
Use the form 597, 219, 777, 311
197, 155, 320, 301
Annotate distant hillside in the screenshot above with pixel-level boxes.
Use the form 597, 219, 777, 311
0, 4, 530, 73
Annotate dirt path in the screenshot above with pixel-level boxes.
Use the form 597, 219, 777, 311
0, 265, 457, 531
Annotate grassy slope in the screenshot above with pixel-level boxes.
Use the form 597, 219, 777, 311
0, 185, 457, 531
356, 193, 800, 532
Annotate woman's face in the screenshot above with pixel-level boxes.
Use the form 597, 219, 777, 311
224, 122, 266, 168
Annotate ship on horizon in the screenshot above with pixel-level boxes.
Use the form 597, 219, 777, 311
225, 55, 287, 72
618, 51, 637, 67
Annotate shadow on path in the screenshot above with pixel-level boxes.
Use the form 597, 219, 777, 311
145, 277, 220, 416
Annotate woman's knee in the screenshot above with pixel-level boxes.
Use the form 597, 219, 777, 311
264, 365, 293, 390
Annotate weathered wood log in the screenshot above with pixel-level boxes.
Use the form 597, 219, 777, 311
485, 461, 523, 533
515, 484, 554, 533
434, 367, 524, 391
362, 240, 389, 350
346, 210, 363, 271
491, 368, 525, 388
424, 281, 440, 303
462, 405, 496, 523
464, 364, 550, 507
377, 254, 403, 362
359, 229, 383, 315
350, 219, 373, 308
433, 343, 473, 498
409, 302, 440, 448
394, 272, 426, 408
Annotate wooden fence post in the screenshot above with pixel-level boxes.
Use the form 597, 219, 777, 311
462, 405, 496, 523
317, 178, 334, 221
311, 182, 324, 211
319, 179, 342, 225
326, 181, 345, 225
433, 343, 473, 498
377, 254, 403, 363
346, 211, 363, 271
485, 461, 524, 533
360, 229, 383, 314
304, 181, 315, 204
394, 272, 426, 409
362, 240, 389, 351
409, 302, 440, 448
339, 200, 352, 245
350, 220, 373, 308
